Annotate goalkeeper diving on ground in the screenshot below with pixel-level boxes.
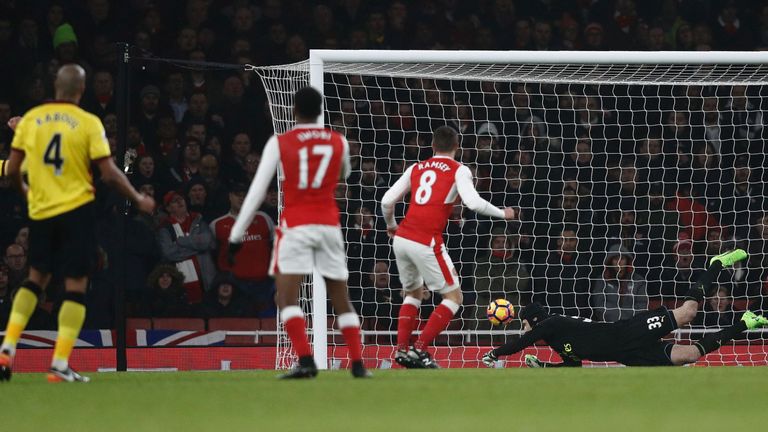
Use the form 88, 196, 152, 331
482, 249, 768, 367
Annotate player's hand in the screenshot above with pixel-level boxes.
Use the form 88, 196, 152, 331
7, 116, 21, 131
136, 194, 156, 214
386, 225, 398, 238
503, 207, 518, 220
227, 242, 243, 266
524, 354, 544, 368
481, 350, 498, 368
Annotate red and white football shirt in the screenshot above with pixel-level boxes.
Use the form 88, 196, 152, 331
383, 156, 504, 246
229, 124, 350, 242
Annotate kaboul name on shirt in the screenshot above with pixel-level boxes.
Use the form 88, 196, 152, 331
35, 112, 79, 129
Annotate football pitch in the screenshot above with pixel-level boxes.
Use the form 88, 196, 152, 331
2, 367, 764, 432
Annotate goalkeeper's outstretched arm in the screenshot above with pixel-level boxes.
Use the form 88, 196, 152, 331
481, 325, 544, 367
481, 320, 581, 368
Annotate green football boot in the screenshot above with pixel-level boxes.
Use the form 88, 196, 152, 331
741, 311, 768, 330
709, 249, 748, 268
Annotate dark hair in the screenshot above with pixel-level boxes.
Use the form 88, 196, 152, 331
432, 125, 458, 153
519, 302, 549, 327
294, 86, 322, 119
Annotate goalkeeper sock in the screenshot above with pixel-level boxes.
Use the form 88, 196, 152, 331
281, 306, 312, 358
694, 320, 747, 356
338, 312, 363, 362
396, 296, 421, 351
1, 282, 42, 356
413, 299, 459, 351
685, 261, 722, 303
51, 292, 86, 371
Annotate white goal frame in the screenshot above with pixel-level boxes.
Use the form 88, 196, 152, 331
268, 49, 768, 369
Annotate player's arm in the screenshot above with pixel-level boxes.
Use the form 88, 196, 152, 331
5, 149, 26, 196
7, 115, 27, 195
87, 114, 154, 212
96, 158, 155, 213
1, 116, 22, 179
455, 165, 516, 219
229, 136, 279, 245
380, 164, 414, 237
339, 136, 352, 180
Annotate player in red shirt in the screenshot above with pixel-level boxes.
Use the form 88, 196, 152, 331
381, 125, 516, 368
228, 87, 370, 379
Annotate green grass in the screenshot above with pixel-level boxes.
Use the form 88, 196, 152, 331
1, 368, 765, 432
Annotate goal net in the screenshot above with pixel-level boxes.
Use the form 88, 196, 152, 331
252, 50, 768, 368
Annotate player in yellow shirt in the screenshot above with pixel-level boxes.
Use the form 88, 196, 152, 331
0, 64, 155, 383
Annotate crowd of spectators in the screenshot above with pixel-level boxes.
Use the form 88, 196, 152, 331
0, 0, 767, 335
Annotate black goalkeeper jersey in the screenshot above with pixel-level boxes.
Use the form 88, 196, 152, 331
493, 308, 676, 365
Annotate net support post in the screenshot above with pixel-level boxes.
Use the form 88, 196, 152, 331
114, 42, 130, 372
308, 51, 329, 369
311, 269, 328, 370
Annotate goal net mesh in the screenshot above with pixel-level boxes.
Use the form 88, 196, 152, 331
254, 58, 768, 368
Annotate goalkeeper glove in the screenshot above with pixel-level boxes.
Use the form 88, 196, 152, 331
481, 350, 498, 368
524, 354, 545, 368
227, 241, 243, 266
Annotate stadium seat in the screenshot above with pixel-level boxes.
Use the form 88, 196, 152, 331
208, 318, 260, 346
127, 318, 152, 333
731, 298, 754, 311
258, 318, 278, 345
152, 318, 206, 331
647, 298, 662, 311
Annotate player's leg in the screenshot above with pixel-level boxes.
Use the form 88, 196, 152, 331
47, 277, 90, 383
0, 267, 51, 381
271, 225, 330, 378
316, 226, 370, 377
274, 273, 317, 377
392, 236, 425, 365
1, 215, 54, 381
47, 205, 98, 382
325, 278, 371, 378
670, 310, 768, 365
672, 249, 747, 327
410, 242, 463, 368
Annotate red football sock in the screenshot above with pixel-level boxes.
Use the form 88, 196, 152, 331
396, 303, 419, 351
284, 316, 312, 358
341, 326, 363, 362
414, 303, 456, 351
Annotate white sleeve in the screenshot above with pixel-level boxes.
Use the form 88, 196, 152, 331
455, 165, 505, 219
229, 136, 280, 243
381, 164, 414, 229
340, 135, 351, 180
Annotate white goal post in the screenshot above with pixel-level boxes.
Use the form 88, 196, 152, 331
252, 50, 768, 369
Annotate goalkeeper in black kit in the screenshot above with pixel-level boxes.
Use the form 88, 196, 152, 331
482, 249, 768, 367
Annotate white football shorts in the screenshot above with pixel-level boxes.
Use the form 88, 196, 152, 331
270, 224, 348, 281
393, 235, 460, 294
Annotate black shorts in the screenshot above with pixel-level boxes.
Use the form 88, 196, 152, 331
612, 307, 678, 366
615, 341, 675, 366
28, 202, 97, 278
615, 306, 677, 366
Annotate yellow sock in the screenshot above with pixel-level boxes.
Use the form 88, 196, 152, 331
51, 300, 86, 369
1, 287, 39, 353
